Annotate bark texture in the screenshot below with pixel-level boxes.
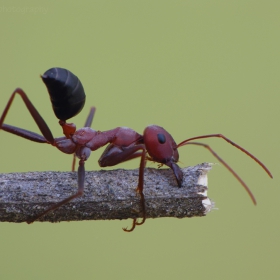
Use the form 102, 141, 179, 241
0, 163, 213, 223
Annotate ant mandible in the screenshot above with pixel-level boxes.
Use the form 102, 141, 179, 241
0, 68, 273, 232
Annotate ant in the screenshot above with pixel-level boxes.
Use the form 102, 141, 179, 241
0, 68, 273, 232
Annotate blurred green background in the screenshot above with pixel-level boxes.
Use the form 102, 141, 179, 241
0, 1, 278, 279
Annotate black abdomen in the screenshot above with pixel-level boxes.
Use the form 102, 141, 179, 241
41, 67, 86, 120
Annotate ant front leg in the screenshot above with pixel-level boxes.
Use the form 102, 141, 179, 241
89, 127, 147, 232
99, 143, 147, 232
0, 88, 55, 144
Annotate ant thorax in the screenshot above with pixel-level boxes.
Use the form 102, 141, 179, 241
72, 127, 99, 146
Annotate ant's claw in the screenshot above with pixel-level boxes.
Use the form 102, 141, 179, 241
122, 227, 134, 232
123, 219, 137, 232
135, 218, 145, 226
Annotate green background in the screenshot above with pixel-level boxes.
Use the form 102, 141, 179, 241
0, 1, 278, 279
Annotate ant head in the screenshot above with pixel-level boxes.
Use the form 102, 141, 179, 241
143, 125, 183, 186
41, 67, 86, 121
143, 125, 179, 164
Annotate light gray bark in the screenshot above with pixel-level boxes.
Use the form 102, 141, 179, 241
0, 163, 213, 223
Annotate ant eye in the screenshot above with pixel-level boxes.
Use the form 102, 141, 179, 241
157, 133, 166, 144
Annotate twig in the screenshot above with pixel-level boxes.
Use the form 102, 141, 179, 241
0, 163, 213, 223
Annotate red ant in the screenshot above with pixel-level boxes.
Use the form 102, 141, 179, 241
0, 68, 273, 232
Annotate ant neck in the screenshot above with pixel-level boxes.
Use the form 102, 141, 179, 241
59, 120, 76, 139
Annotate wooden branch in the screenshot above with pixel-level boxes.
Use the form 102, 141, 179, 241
0, 163, 213, 223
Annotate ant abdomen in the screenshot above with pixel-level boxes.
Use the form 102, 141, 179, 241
41, 67, 86, 121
